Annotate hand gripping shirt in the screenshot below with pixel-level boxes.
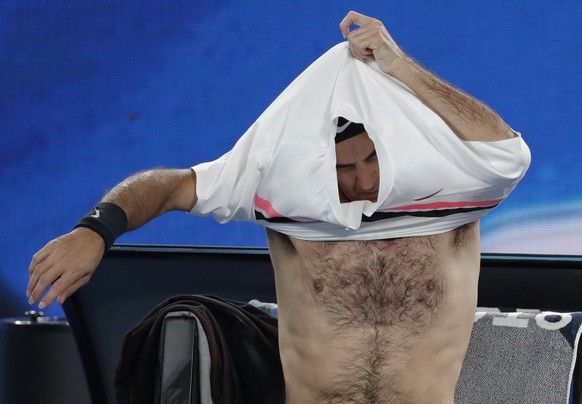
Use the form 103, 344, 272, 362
189, 42, 531, 241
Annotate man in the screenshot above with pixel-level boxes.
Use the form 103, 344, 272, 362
27, 11, 530, 403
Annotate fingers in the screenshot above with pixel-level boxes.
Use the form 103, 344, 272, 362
340, 11, 386, 62
348, 36, 375, 62
46, 271, 92, 308
340, 11, 403, 71
27, 229, 103, 309
28, 249, 66, 308
348, 24, 384, 61
29, 257, 92, 309
27, 242, 60, 302
339, 10, 374, 37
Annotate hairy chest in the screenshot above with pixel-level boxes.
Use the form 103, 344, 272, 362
291, 236, 448, 331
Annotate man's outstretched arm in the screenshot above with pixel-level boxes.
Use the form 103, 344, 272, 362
340, 11, 516, 142
27, 168, 197, 309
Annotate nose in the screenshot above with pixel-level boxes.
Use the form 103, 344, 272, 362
357, 163, 378, 192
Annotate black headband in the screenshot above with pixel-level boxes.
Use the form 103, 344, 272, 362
335, 117, 366, 143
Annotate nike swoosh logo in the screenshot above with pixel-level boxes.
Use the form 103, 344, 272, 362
414, 188, 444, 201
91, 209, 101, 218
336, 120, 351, 133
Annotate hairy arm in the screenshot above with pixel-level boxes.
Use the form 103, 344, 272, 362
340, 11, 515, 142
386, 57, 515, 141
27, 168, 197, 309
104, 168, 197, 231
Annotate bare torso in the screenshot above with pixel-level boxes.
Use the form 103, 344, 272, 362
266, 222, 481, 404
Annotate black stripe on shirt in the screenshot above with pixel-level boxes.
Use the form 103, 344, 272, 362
361, 204, 499, 222
254, 203, 499, 224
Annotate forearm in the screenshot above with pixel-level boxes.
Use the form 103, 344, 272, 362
385, 56, 515, 142
27, 167, 197, 309
101, 168, 197, 231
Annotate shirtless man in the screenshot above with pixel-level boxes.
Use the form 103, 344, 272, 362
27, 11, 529, 404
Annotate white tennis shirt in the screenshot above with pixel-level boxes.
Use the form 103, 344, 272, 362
189, 42, 531, 241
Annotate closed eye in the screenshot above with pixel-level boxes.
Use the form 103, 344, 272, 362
336, 163, 354, 170
336, 151, 377, 170
365, 150, 377, 162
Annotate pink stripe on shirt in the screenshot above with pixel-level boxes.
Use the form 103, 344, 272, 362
384, 198, 504, 212
254, 194, 285, 218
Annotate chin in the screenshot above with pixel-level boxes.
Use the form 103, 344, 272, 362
359, 194, 378, 202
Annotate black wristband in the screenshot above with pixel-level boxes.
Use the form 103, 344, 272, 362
74, 202, 128, 251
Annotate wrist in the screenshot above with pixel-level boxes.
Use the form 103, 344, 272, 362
74, 202, 128, 251
72, 226, 106, 252
380, 54, 417, 80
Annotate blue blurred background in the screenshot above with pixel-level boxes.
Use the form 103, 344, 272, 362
1, 1, 581, 317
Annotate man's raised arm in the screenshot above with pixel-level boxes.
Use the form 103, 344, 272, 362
27, 168, 197, 309
340, 11, 516, 142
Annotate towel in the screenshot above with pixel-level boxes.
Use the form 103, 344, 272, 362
455, 311, 582, 404
189, 42, 530, 241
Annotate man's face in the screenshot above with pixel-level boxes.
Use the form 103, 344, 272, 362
335, 131, 379, 203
